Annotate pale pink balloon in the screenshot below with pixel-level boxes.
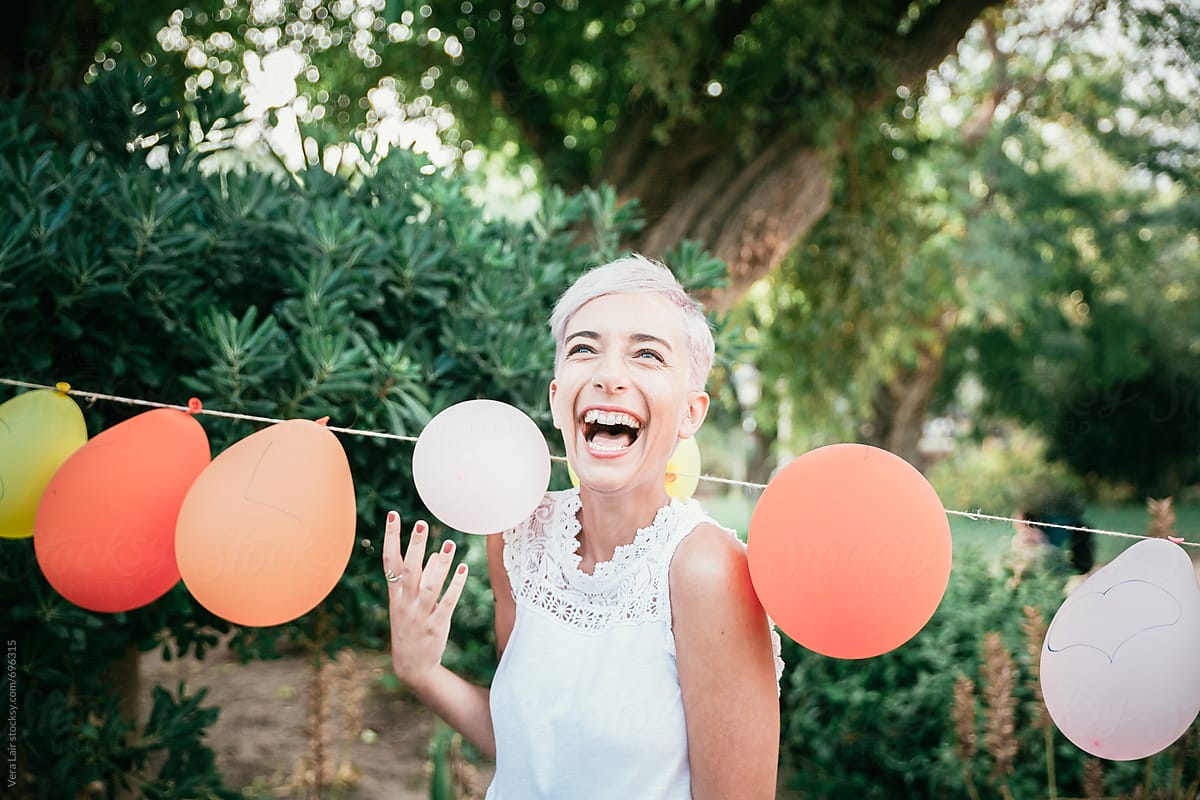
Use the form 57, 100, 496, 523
412, 400, 550, 535
1041, 538, 1200, 760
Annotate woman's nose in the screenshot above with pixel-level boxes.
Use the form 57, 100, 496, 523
592, 361, 627, 392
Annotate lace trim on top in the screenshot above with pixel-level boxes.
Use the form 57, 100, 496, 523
504, 489, 785, 687
503, 490, 702, 632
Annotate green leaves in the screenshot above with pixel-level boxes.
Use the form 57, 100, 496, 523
185, 307, 288, 411
0, 62, 735, 796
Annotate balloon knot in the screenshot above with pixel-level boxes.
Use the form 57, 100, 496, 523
55, 381, 71, 395
1167, 535, 1184, 544
187, 397, 203, 414
315, 416, 330, 426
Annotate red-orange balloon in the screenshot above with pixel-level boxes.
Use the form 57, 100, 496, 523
175, 420, 357, 627
747, 443, 952, 659
34, 408, 210, 613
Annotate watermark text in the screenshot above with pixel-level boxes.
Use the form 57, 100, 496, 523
6, 639, 16, 789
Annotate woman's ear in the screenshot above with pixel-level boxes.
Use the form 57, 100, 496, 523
548, 379, 563, 430
678, 391, 710, 438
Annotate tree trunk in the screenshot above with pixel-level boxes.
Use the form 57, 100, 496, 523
105, 643, 142, 800
591, 0, 1003, 312
863, 10, 1006, 469
867, 305, 958, 469
866, 345, 947, 471
105, 643, 142, 724
605, 127, 834, 313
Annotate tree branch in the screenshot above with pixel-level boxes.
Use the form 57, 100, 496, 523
486, 46, 563, 166
710, 0, 772, 60
690, 0, 771, 94
885, 0, 1006, 91
960, 13, 1007, 148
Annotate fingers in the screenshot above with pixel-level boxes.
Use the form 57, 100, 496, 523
382, 511, 468, 611
401, 518, 430, 593
382, 510, 405, 594
419, 539, 457, 607
432, 563, 469, 627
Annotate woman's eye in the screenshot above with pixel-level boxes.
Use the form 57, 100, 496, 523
634, 349, 665, 363
567, 343, 595, 356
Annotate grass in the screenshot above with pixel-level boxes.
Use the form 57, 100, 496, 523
698, 487, 1200, 568
949, 501, 1200, 564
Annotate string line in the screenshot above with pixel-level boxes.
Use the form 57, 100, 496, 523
4, 377, 1195, 549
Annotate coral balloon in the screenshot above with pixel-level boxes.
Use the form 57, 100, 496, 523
34, 407, 210, 612
176, 419, 357, 627
1041, 538, 1200, 761
566, 435, 702, 500
746, 443, 952, 659
413, 400, 550, 534
0, 385, 87, 539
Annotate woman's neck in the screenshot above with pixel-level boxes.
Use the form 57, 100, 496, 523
574, 482, 671, 574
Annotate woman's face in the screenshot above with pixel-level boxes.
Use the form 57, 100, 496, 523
550, 292, 709, 499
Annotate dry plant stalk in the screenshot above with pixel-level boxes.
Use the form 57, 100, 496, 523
1082, 757, 1105, 799
951, 674, 982, 800
290, 652, 338, 798
1147, 497, 1176, 539
952, 675, 979, 762
333, 649, 366, 786
1021, 605, 1058, 798
1171, 724, 1200, 798
981, 632, 1018, 800
450, 733, 488, 800
1020, 606, 1050, 730
289, 649, 368, 798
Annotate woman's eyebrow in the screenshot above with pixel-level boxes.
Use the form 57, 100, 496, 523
564, 330, 600, 344
565, 330, 673, 349
630, 333, 673, 350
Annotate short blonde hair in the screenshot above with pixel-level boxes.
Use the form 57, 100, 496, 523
549, 254, 715, 391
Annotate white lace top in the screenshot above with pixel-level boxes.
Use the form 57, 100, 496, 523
485, 489, 783, 800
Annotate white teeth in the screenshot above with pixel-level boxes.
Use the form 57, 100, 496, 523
583, 409, 641, 428
589, 440, 629, 452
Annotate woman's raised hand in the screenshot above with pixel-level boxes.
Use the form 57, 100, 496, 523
382, 510, 469, 689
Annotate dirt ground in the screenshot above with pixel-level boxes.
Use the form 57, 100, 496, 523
140, 643, 493, 799
141, 644, 799, 800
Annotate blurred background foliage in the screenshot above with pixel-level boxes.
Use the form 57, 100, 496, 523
741, 4, 1200, 498
1, 0, 1198, 797
0, 61, 725, 796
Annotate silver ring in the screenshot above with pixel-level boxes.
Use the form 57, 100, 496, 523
385, 569, 402, 583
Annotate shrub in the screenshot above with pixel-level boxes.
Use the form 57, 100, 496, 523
925, 425, 1086, 517
777, 546, 1193, 798
0, 60, 728, 796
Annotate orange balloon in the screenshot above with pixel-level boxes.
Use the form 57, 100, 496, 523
747, 443, 952, 659
34, 408, 210, 613
175, 419, 357, 627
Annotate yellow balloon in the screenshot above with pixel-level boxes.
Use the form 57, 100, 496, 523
0, 385, 88, 539
664, 436, 701, 500
565, 436, 702, 500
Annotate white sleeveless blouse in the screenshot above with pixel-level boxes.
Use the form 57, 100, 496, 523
485, 489, 782, 800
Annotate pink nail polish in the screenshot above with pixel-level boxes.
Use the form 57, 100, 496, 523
456, 564, 468, 576
442, 540, 454, 554
386, 510, 398, 523
415, 521, 427, 534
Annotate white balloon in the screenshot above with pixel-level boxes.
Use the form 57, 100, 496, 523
1041, 538, 1200, 760
412, 400, 550, 535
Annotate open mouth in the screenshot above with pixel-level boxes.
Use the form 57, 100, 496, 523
582, 409, 642, 453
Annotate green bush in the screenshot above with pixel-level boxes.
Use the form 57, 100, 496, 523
778, 547, 1196, 798
926, 425, 1087, 517
0, 60, 728, 797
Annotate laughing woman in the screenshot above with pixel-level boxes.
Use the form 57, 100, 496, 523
382, 254, 782, 799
